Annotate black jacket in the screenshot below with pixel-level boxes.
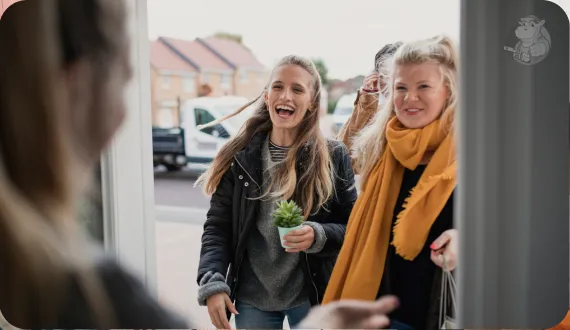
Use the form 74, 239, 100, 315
197, 131, 357, 311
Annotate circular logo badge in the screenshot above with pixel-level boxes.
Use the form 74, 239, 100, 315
504, 14, 551, 65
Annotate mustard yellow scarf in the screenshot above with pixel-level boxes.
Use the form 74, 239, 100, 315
322, 117, 457, 303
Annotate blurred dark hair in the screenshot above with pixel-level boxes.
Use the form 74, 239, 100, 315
374, 42, 403, 72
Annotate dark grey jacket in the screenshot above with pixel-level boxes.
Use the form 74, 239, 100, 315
197, 131, 357, 314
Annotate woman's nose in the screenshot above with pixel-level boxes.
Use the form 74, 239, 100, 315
279, 88, 293, 101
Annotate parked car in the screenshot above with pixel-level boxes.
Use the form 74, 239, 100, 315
152, 96, 253, 171
331, 92, 357, 134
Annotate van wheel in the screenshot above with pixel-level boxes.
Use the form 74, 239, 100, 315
165, 164, 182, 172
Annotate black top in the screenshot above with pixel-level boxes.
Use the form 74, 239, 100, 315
2, 257, 189, 329
377, 164, 454, 330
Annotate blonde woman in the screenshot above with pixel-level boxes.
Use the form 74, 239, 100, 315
0, 1, 399, 329
195, 55, 358, 329
324, 35, 460, 330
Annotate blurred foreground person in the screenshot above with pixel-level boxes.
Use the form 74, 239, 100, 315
0, 0, 398, 329
0, 0, 188, 328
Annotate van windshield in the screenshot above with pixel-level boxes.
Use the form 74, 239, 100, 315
215, 104, 254, 128
334, 106, 353, 115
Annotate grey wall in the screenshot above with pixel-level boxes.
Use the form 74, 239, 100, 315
458, 0, 569, 328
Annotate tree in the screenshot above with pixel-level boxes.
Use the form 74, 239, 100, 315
312, 58, 329, 86
213, 32, 243, 44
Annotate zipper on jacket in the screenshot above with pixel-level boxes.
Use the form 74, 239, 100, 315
230, 156, 258, 303
305, 253, 320, 305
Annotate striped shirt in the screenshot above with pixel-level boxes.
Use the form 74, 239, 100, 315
268, 140, 289, 162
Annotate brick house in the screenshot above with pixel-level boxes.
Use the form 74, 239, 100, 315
149, 36, 269, 127
196, 37, 268, 99
150, 40, 198, 127
158, 37, 235, 97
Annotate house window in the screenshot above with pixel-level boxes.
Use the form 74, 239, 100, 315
183, 76, 195, 93
221, 73, 231, 91
240, 70, 248, 83
161, 75, 170, 89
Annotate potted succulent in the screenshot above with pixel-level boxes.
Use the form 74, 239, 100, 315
272, 200, 304, 248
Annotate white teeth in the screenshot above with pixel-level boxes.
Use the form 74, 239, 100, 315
407, 108, 419, 112
276, 105, 294, 111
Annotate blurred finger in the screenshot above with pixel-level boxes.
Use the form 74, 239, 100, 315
430, 232, 451, 250
225, 295, 239, 315
373, 295, 400, 314
218, 307, 232, 329
210, 311, 222, 329
284, 240, 310, 250
284, 227, 309, 239
361, 315, 390, 329
431, 250, 444, 267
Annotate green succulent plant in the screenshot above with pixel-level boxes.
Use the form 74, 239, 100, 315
272, 200, 304, 228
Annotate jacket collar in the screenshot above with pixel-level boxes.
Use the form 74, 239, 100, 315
234, 130, 311, 186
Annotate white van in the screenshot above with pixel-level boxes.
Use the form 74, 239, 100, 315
331, 92, 357, 134
179, 96, 254, 164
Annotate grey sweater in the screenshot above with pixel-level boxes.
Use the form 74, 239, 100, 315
197, 138, 327, 310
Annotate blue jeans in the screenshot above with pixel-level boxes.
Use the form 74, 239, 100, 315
234, 300, 311, 329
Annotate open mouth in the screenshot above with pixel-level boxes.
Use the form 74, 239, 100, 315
276, 105, 295, 118
405, 108, 423, 114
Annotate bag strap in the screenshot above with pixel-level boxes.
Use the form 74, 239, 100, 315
438, 254, 457, 328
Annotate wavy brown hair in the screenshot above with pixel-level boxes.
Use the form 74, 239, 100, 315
195, 55, 335, 218
0, 0, 128, 327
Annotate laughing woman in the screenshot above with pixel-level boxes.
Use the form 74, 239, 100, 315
194, 55, 357, 329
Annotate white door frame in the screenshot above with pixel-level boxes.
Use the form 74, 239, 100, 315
100, 0, 157, 294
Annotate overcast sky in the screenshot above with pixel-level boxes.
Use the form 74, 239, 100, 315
147, 0, 568, 80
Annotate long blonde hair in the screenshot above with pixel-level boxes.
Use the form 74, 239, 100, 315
353, 35, 459, 184
0, 0, 128, 327
196, 55, 335, 218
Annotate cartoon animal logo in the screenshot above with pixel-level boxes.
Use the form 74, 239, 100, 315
504, 15, 551, 65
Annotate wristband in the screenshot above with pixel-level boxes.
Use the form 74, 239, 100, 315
361, 87, 379, 93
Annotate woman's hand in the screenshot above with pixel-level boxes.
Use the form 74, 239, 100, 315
362, 71, 380, 91
298, 295, 399, 329
206, 292, 238, 329
430, 229, 458, 271
282, 225, 315, 253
